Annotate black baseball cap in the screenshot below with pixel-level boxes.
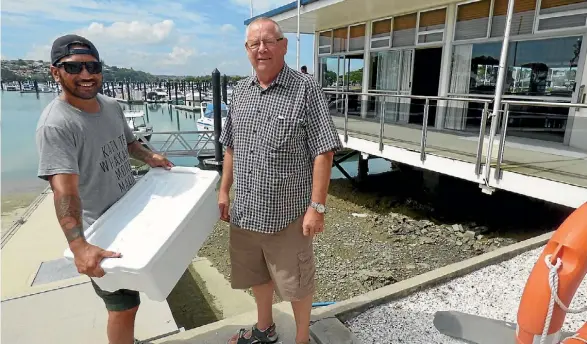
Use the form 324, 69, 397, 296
51, 34, 100, 66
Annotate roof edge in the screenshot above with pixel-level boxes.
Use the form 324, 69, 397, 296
243, 0, 319, 26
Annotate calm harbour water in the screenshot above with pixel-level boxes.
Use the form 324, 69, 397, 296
1, 90, 390, 200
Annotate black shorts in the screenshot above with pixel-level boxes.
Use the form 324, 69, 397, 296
90, 279, 141, 312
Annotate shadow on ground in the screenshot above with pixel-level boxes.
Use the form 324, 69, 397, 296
328, 164, 572, 240
166, 264, 221, 331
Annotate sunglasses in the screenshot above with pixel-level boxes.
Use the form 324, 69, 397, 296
56, 61, 102, 74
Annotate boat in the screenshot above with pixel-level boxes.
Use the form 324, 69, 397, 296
39, 84, 53, 93
124, 110, 153, 141
146, 88, 168, 102
20, 83, 36, 93
196, 102, 229, 133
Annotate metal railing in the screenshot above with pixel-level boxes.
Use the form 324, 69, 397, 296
134, 130, 217, 158
324, 90, 587, 187
325, 90, 494, 182
493, 99, 587, 180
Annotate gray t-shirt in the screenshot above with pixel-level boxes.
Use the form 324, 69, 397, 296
36, 94, 137, 230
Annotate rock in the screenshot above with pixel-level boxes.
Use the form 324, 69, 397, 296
476, 234, 485, 241
389, 226, 401, 233
405, 264, 416, 270
352, 213, 369, 218
359, 270, 397, 287
452, 224, 465, 233
416, 263, 430, 269
420, 236, 435, 245
464, 230, 476, 240
456, 240, 463, 246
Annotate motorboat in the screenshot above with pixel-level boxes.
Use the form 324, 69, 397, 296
196, 102, 228, 133
124, 110, 153, 141
146, 88, 168, 102
20, 83, 36, 93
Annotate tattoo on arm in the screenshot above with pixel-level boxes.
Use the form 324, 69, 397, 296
55, 195, 85, 243
128, 141, 153, 163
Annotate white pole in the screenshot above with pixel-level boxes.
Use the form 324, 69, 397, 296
297, 0, 301, 70
250, 0, 254, 76
492, 0, 514, 115
484, 0, 515, 181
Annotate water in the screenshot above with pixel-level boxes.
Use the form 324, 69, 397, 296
1, 91, 57, 196
1, 91, 392, 199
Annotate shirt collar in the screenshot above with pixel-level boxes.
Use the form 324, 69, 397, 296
250, 63, 291, 90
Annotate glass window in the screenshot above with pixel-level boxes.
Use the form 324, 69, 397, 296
371, 19, 391, 49
319, 56, 340, 89
454, 0, 491, 41
490, 0, 536, 37
537, 0, 587, 31
332, 28, 347, 53
393, 13, 417, 47
419, 8, 446, 32
349, 24, 366, 51
370, 50, 401, 91
508, 37, 582, 97
451, 36, 582, 98
318, 31, 332, 55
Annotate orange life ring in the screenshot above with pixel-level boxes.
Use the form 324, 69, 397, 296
515, 202, 587, 343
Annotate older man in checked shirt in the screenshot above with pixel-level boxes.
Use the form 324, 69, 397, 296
218, 17, 342, 344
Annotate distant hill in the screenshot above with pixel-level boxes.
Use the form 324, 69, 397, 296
1, 59, 246, 83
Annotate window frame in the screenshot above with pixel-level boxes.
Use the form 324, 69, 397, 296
416, 5, 449, 46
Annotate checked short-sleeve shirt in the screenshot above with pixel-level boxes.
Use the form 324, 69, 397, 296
219, 64, 342, 234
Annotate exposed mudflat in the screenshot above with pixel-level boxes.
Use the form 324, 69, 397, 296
197, 166, 571, 304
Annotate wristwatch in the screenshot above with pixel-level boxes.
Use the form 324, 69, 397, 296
310, 201, 326, 214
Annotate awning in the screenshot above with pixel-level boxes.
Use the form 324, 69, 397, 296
244, 0, 459, 34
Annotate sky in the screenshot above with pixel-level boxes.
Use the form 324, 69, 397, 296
1, 0, 316, 76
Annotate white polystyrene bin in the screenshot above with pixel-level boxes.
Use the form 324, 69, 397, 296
64, 166, 220, 301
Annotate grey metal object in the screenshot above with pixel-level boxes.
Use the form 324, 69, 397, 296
475, 102, 490, 176
495, 103, 511, 180
31, 257, 80, 286
344, 94, 349, 143
379, 96, 385, 151
503, 99, 587, 109
489, 0, 515, 138
134, 130, 216, 158
433, 311, 575, 344
324, 90, 492, 103
310, 317, 362, 344
420, 98, 430, 162
483, 103, 501, 187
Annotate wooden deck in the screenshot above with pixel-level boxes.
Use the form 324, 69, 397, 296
331, 115, 587, 189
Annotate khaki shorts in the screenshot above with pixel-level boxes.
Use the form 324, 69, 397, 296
229, 216, 315, 302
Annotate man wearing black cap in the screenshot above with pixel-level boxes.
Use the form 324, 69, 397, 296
36, 34, 172, 344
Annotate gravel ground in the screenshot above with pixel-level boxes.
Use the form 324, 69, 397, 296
197, 170, 569, 304
346, 246, 587, 343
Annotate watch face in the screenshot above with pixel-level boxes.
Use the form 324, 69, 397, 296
317, 204, 326, 213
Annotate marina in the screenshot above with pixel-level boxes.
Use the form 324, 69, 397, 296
3, 0, 587, 342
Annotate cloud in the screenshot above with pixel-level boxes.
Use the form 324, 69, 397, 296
77, 20, 175, 46
5, 0, 315, 77
2, 0, 204, 24
220, 24, 237, 33
25, 44, 51, 61
231, 0, 292, 14
163, 47, 197, 65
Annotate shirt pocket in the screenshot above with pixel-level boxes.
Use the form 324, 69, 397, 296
262, 115, 306, 152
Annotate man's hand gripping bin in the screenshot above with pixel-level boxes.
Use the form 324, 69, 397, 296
64, 166, 221, 301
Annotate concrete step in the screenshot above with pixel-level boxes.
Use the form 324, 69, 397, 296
152, 301, 297, 344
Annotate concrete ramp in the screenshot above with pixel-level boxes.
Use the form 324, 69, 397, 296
1, 281, 179, 344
